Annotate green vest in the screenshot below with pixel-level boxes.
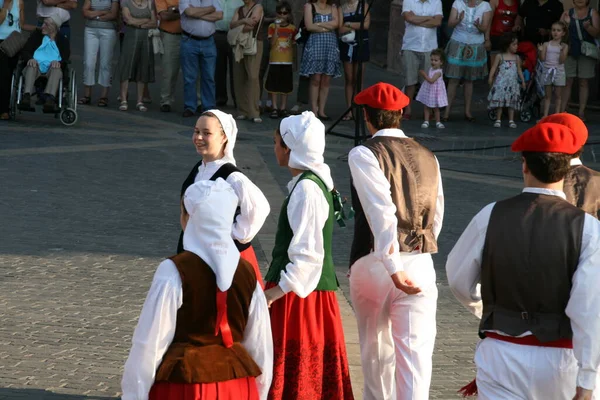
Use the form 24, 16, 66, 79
265, 171, 339, 291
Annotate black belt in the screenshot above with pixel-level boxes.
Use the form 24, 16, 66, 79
182, 30, 213, 41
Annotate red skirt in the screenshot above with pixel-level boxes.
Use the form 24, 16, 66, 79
149, 377, 259, 400
266, 282, 354, 400
240, 245, 264, 289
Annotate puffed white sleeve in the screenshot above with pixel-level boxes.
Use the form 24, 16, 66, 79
433, 157, 444, 240
565, 214, 600, 391
227, 172, 271, 244
121, 260, 182, 400
348, 145, 404, 274
277, 179, 329, 298
241, 283, 273, 400
445, 203, 495, 319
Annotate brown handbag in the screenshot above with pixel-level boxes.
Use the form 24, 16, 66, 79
0, 30, 30, 58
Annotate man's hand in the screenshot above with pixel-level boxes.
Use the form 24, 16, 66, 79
391, 271, 422, 295
572, 387, 593, 400
27, 59, 38, 68
50, 61, 61, 69
264, 286, 285, 307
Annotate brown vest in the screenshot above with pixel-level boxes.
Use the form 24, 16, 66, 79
563, 164, 600, 220
155, 252, 262, 383
480, 192, 585, 342
350, 136, 439, 266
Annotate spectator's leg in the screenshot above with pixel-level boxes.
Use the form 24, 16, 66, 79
318, 74, 331, 117
309, 74, 321, 115
160, 31, 181, 108
401, 50, 418, 116
542, 86, 552, 118
577, 78, 588, 119
464, 80, 474, 119
259, 40, 270, 107
180, 37, 201, 113
233, 57, 248, 117
214, 31, 229, 106
83, 27, 101, 100
562, 78, 574, 112
553, 85, 562, 115
443, 78, 459, 119
120, 80, 129, 108
198, 37, 217, 112
23, 66, 40, 94
44, 68, 63, 97
227, 45, 237, 108
343, 61, 354, 111
98, 29, 117, 100
244, 43, 263, 118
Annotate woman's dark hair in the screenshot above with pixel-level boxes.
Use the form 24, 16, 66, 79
364, 105, 403, 130
275, 124, 289, 149
522, 152, 572, 183
499, 33, 518, 52
430, 48, 446, 65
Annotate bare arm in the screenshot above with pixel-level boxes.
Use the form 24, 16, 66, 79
538, 42, 547, 61
421, 14, 442, 28
57, 0, 77, 10
341, 6, 371, 31
420, 70, 442, 84
448, 7, 463, 28
403, 11, 431, 25
559, 42, 569, 63
158, 2, 180, 22
83, 0, 107, 18
486, 0, 497, 38
584, 8, 600, 38
200, 11, 223, 21
121, 6, 151, 27
229, 7, 247, 29
314, 5, 338, 30
99, 2, 119, 21
184, 5, 215, 19
304, 4, 326, 33
487, 54, 501, 85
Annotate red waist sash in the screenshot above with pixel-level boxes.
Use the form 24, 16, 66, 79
485, 332, 573, 349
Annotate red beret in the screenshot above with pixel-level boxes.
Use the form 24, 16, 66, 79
511, 123, 579, 154
538, 113, 588, 148
354, 83, 410, 111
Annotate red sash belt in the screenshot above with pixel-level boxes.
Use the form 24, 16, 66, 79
215, 289, 234, 348
485, 332, 573, 349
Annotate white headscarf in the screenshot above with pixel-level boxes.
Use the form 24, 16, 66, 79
279, 111, 334, 190
182, 179, 240, 291
205, 109, 238, 165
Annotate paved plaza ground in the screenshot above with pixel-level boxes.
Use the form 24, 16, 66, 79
2, 5, 600, 399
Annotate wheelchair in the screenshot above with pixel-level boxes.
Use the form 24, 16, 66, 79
8, 60, 78, 126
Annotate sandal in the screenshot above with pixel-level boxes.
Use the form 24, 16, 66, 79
421, 121, 430, 128
97, 97, 108, 107
509, 120, 517, 129
136, 102, 147, 112
493, 120, 501, 128
78, 96, 91, 105
342, 111, 353, 121
270, 109, 279, 119
119, 101, 128, 111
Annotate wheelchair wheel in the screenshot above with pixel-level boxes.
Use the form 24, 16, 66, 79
520, 109, 533, 123
8, 73, 17, 120
69, 69, 77, 111
60, 108, 78, 126
488, 109, 496, 121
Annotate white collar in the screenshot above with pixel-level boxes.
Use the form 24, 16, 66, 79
372, 128, 409, 139
570, 158, 583, 166
522, 187, 566, 200
201, 158, 227, 169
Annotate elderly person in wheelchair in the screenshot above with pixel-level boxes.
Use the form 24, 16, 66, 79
18, 14, 69, 113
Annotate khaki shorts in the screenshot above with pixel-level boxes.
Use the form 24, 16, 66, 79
402, 50, 431, 86
565, 55, 597, 79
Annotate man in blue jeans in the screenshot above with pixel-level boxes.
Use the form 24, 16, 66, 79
179, 0, 223, 117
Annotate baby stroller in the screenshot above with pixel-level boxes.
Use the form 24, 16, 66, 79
488, 41, 541, 123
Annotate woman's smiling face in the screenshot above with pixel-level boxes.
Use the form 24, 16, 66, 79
193, 116, 227, 161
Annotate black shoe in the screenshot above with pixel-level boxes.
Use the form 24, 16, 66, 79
196, 105, 203, 114
19, 93, 31, 110
160, 104, 171, 112
182, 109, 195, 118
43, 96, 57, 113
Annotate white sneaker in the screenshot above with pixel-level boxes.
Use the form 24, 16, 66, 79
253, 117, 263, 123
493, 120, 501, 128
421, 121, 429, 128
436, 122, 445, 129
236, 115, 248, 120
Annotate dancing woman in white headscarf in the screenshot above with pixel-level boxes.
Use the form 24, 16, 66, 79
177, 110, 270, 287
122, 179, 273, 400
264, 111, 354, 400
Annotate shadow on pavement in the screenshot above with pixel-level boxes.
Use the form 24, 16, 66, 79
0, 388, 117, 400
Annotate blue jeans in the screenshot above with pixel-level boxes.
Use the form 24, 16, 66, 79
180, 35, 217, 112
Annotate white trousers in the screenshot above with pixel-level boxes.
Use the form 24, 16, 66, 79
83, 27, 117, 88
475, 337, 600, 400
350, 253, 438, 400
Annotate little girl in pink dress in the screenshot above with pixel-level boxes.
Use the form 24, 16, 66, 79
416, 49, 448, 129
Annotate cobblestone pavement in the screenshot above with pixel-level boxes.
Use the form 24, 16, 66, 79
3, 4, 600, 398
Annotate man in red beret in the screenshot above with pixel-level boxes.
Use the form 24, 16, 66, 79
348, 82, 444, 400
446, 122, 600, 400
540, 113, 600, 219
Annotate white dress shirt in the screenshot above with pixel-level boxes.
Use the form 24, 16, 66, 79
446, 187, 600, 390
401, 0, 442, 52
121, 259, 273, 400
277, 174, 330, 298
194, 159, 270, 244
348, 128, 445, 275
